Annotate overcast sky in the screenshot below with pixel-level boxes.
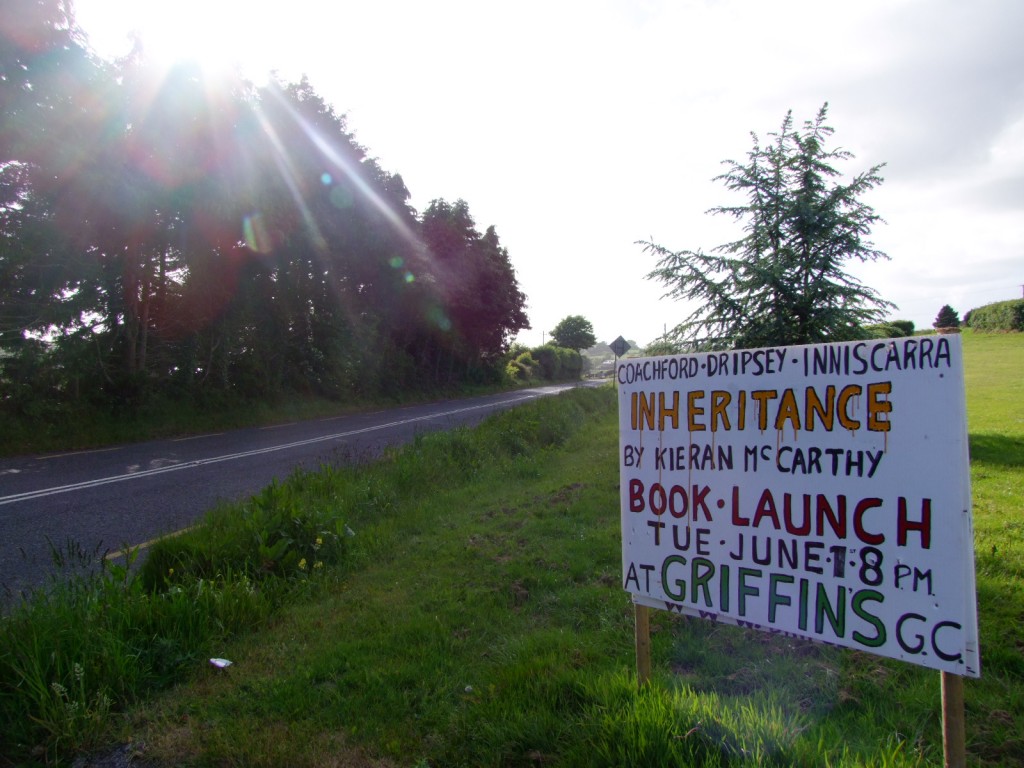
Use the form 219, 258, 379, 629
76, 0, 1023, 349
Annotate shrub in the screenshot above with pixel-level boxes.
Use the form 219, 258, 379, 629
889, 319, 915, 335
506, 351, 537, 382
532, 345, 561, 379
531, 344, 583, 380
557, 345, 584, 379
865, 321, 913, 339
966, 299, 1024, 331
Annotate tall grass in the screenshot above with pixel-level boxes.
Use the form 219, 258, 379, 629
0, 549, 280, 763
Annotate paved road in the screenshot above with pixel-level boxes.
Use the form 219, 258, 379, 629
0, 385, 583, 599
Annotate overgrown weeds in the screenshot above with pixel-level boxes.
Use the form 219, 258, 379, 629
0, 547, 279, 762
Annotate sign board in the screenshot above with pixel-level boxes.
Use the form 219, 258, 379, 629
618, 335, 980, 676
610, 336, 631, 358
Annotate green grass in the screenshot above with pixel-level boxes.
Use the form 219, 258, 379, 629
2, 331, 1022, 767
961, 331, 1024, 767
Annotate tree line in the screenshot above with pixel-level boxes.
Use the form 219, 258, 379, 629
1, 1, 532, 426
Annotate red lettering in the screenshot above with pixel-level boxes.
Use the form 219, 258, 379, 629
650, 483, 667, 515
753, 489, 781, 529
853, 498, 884, 545
629, 479, 644, 513
692, 485, 713, 521
897, 498, 932, 548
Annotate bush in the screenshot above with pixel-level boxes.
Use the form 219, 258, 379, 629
865, 321, 914, 339
531, 345, 560, 379
531, 344, 583, 380
889, 319, 915, 336
507, 351, 538, 383
966, 299, 1024, 331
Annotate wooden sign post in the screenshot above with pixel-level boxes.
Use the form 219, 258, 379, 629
942, 671, 966, 768
634, 603, 651, 685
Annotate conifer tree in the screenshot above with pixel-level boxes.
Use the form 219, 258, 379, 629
642, 104, 893, 350
933, 304, 960, 329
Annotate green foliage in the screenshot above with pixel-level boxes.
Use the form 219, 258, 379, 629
504, 345, 583, 383
0, 545, 277, 762
933, 304, 960, 329
137, 478, 350, 589
505, 358, 529, 382
864, 320, 914, 339
643, 103, 892, 350
889, 319, 915, 335
551, 314, 598, 352
506, 350, 538, 382
532, 343, 583, 380
966, 298, 1024, 331
0, 10, 531, 435
643, 337, 683, 356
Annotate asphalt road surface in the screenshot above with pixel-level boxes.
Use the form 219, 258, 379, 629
0, 384, 586, 600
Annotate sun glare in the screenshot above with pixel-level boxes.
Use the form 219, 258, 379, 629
75, 0, 277, 84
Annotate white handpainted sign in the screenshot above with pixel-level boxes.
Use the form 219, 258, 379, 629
618, 335, 980, 677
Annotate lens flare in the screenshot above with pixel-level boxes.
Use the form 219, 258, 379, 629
252, 96, 328, 253
427, 306, 451, 332
329, 185, 354, 209
243, 212, 272, 253
263, 86, 423, 251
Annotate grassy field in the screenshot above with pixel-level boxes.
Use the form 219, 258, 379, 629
2, 331, 1021, 766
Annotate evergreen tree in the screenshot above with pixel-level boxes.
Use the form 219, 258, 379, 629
933, 304, 960, 329
642, 104, 893, 350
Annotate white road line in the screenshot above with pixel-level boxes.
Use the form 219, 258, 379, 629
172, 433, 225, 442
0, 395, 537, 507
35, 446, 122, 460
